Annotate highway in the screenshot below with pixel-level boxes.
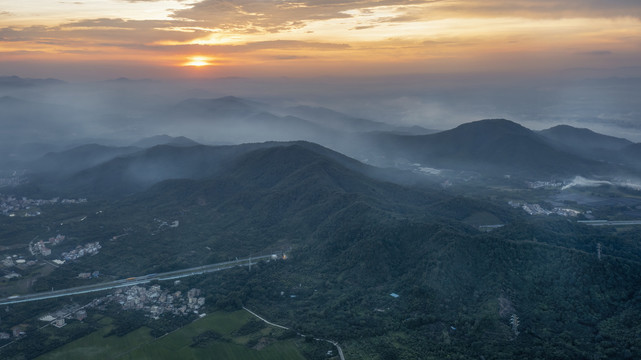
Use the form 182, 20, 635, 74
578, 220, 641, 226
0, 254, 280, 306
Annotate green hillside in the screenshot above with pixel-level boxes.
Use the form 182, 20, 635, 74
2, 142, 640, 359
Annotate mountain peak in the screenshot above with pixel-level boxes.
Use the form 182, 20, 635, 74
453, 119, 528, 133
543, 124, 600, 136
131, 135, 200, 148
540, 124, 632, 152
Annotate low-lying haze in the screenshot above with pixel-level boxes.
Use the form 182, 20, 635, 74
1, 73, 641, 146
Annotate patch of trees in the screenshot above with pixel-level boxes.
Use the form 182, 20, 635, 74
190, 330, 224, 348
233, 319, 265, 337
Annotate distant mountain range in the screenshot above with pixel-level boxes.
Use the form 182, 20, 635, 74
156, 96, 430, 145
16, 118, 641, 198
0, 76, 65, 88
284, 105, 433, 134
30, 144, 142, 177
360, 119, 640, 177
3, 86, 641, 181
25, 140, 385, 197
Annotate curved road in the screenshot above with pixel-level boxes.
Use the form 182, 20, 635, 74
243, 306, 346, 360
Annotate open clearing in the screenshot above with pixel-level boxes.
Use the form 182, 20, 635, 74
37, 311, 305, 360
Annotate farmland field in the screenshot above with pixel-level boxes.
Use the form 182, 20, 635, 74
37, 311, 306, 360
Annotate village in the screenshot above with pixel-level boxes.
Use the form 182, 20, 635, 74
0, 194, 87, 217
1, 255, 37, 281
0, 170, 26, 188
61, 242, 101, 262
526, 180, 564, 189
108, 284, 206, 319
508, 200, 582, 217
0, 284, 205, 340
2, 234, 102, 284
27, 233, 101, 263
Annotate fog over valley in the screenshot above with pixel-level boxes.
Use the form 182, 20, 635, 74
2, 0, 641, 357
2, 73, 641, 159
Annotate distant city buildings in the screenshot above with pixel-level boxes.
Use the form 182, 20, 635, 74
0, 194, 87, 217
508, 201, 581, 217
526, 181, 564, 189
0, 170, 26, 188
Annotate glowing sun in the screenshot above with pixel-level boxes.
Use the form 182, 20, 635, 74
183, 56, 213, 67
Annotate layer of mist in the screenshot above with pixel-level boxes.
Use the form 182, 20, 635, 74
2, 74, 641, 187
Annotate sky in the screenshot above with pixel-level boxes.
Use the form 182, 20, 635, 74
1, 0, 641, 140
1, 0, 641, 79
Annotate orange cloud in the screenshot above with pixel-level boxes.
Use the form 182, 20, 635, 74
0, 0, 639, 78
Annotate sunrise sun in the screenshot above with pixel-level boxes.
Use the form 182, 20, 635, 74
183, 56, 213, 67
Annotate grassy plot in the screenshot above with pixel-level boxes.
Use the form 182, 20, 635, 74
36, 317, 154, 360
122, 336, 304, 360
38, 311, 306, 360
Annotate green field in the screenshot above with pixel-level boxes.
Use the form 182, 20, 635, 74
37, 311, 306, 360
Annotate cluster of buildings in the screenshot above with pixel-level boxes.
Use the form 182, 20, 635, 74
1, 256, 36, 279
32, 241, 51, 256
508, 201, 581, 217
77, 271, 100, 279
526, 180, 564, 189
1, 256, 29, 268
0, 324, 27, 340
1, 284, 206, 340
103, 285, 206, 319
61, 242, 101, 261
38, 305, 88, 330
60, 198, 88, 204
0, 177, 22, 188
48, 234, 66, 245
552, 207, 582, 217
0, 305, 88, 340
152, 218, 180, 235
0, 194, 87, 217
28, 235, 101, 265
31, 235, 66, 257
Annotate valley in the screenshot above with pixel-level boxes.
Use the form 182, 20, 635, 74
1, 79, 641, 359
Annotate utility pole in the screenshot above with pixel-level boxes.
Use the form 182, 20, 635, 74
510, 314, 520, 337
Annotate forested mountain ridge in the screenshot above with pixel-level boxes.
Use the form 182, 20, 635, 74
2, 139, 641, 359
361, 119, 617, 176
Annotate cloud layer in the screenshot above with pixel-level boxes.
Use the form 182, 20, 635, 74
0, 0, 640, 78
